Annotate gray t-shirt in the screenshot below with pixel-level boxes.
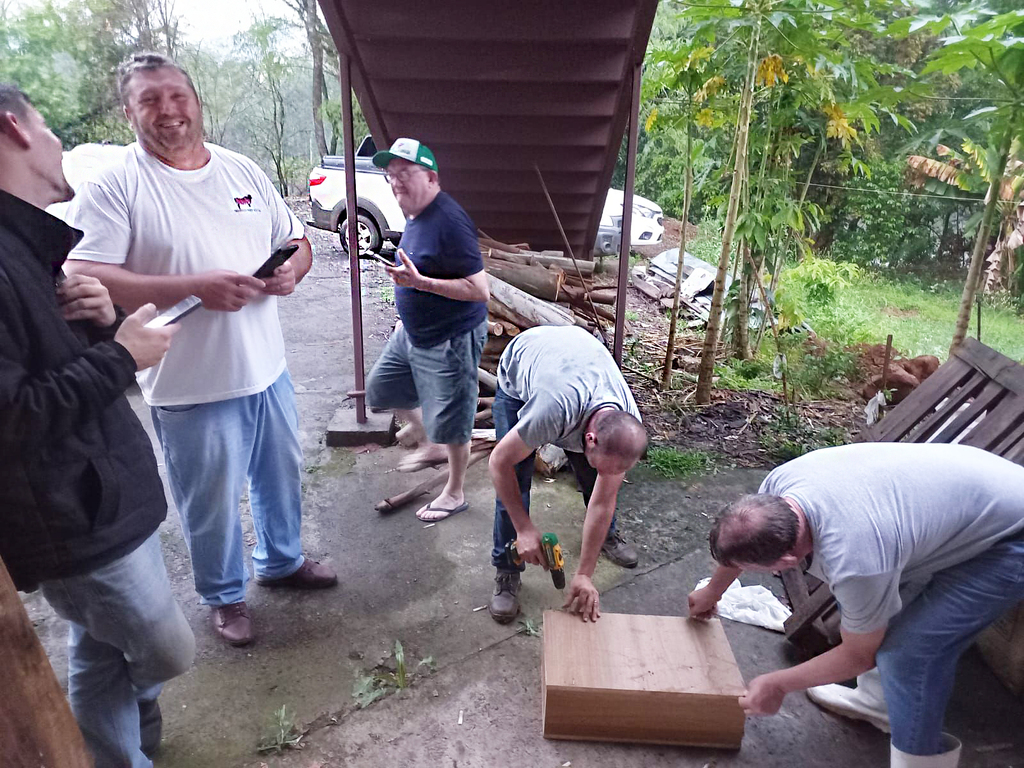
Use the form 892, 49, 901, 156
761, 443, 1024, 633
497, 325, 641, 453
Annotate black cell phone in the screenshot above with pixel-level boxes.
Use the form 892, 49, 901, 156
362, 252, 395, 267
254, 244, 299, 279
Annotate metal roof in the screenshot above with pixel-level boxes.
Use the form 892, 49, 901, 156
317, 0, 658, 257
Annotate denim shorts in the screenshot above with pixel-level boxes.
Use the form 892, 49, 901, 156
366, 319, 487, 445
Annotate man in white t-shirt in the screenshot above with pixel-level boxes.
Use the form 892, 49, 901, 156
65, 53, 337, 647
688, 443, 1024, 768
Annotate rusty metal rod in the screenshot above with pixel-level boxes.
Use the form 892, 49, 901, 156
614, 63, 641, 365
340, 54, 366, 423
533, 164, 605, 337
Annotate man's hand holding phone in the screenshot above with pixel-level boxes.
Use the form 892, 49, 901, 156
261, 258, 297, 296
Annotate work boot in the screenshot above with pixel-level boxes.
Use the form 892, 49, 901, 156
488, 570, 521, 624
890, 734, 961, 768
255, 559, 338, 589
138, 699, 162, 758
212, 602, 254, 647
807, 668, 890, 733
601, 530, 639, 568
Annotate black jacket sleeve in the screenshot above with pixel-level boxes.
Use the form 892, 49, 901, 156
0, 281, 138, 458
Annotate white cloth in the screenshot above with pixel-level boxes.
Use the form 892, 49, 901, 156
695, 577, 792, 632
64, 143, 304, 406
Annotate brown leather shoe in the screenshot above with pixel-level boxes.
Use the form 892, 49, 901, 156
255, 559, 338, 589
212, 602, 253, 646
601, 530, 639, 568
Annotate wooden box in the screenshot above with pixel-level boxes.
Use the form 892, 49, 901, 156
977, 600, 1024, 697
541, 610, 746, 748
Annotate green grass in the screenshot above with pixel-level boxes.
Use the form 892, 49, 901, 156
825, 277, 1024, 362
644, 446, 716, 478
684, 220, 1024, 364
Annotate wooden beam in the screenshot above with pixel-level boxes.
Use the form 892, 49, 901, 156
0, 556, 93, 767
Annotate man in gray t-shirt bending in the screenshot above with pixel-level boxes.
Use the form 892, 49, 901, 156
487, 326, 647, 624
689, 443, 1024, 767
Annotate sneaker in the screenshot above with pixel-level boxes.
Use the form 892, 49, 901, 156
601, 530, 639, 568
138, 699, 162, 758
255, 559, 338, 589
488, 570, 521, 624
212, 602, 253, 647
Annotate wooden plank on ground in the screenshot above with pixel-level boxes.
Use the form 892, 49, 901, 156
0, 556, 93, 768
542, 611, 745, 748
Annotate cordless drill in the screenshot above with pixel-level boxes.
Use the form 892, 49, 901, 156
504, 532, 566, 590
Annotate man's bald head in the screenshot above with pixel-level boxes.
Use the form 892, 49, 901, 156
584, 409, 647, 475
709, 494, 799, 567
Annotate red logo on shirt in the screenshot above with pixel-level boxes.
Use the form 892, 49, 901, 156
233, 194, 253, 210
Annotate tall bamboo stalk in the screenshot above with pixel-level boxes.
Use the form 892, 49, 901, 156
661, 120, 695, 390
950, 125, 1013, 355
695, 21, 760, 404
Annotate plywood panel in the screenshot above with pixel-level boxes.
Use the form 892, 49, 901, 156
542, 611, 745, 748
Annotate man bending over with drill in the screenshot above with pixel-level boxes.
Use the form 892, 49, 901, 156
487, 325, 647, 624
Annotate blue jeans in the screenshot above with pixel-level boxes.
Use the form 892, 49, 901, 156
876, 531, 1024, 755
40, 532, 195, 768
490, 386, 618, 569
151, 369, 305, 606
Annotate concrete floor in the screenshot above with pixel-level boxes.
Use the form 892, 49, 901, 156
22, 232, 1024, 768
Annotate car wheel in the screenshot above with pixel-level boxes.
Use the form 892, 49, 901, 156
340, 213, 382, 254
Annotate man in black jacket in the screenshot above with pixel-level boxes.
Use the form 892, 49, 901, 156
0, 83, 195, 768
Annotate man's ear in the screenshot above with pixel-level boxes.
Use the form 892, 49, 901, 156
0, 111, 30, 149
777, 553, 801, 571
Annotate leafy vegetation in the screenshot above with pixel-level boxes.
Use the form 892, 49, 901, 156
759, 406, 848, 462
351, 640, 436, 709
257, 705, 304, 754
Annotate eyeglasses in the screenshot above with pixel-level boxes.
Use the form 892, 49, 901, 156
385, 167, 426, 184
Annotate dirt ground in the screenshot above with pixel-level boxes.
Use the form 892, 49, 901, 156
21, 203, 1024, 768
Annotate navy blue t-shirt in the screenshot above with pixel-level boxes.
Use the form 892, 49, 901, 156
395, 191, 487, 348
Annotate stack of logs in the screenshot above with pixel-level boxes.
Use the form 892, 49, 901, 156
474, 236, 618, 430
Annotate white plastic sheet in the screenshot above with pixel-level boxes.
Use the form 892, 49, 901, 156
695, 577, 792, 633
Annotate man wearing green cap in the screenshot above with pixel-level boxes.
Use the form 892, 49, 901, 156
366, 137, 490, 522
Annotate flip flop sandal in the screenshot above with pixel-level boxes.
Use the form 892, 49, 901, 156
416, 501, 469, 521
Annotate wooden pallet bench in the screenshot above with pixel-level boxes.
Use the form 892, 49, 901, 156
782, 337, 1024, 656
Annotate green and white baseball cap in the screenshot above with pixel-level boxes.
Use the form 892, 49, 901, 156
372, 137, 437, 171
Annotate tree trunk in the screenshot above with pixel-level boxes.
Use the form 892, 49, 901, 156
661, 117, 694, 390
304, 0, 329, 158
734, 241, 751, 360
695, 22, 760, 404
487, 275, 575, 327
484, 260, 565, 301
950, 126, 1013, 355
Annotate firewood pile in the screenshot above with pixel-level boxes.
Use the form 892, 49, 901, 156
473, 235, 619, 433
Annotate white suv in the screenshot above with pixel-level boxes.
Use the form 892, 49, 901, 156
308, 136, 664, 255
308, 136, 404, 253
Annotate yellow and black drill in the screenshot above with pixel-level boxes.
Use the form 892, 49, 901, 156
504, 532, 566, 590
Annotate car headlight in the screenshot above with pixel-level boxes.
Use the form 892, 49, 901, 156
633, 203, 658, 220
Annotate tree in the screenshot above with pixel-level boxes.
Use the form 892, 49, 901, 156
891, 6, 1024, 353
282, 0, 331, 158
235, 18, 295, 194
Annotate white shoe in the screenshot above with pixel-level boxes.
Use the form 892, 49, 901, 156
807, 669, 891, 733
891, 734, 961, 767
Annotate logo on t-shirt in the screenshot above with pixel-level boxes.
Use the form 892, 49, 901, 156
233, 194, 253, 210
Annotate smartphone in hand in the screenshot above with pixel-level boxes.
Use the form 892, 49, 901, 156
254, 243, 300, 279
